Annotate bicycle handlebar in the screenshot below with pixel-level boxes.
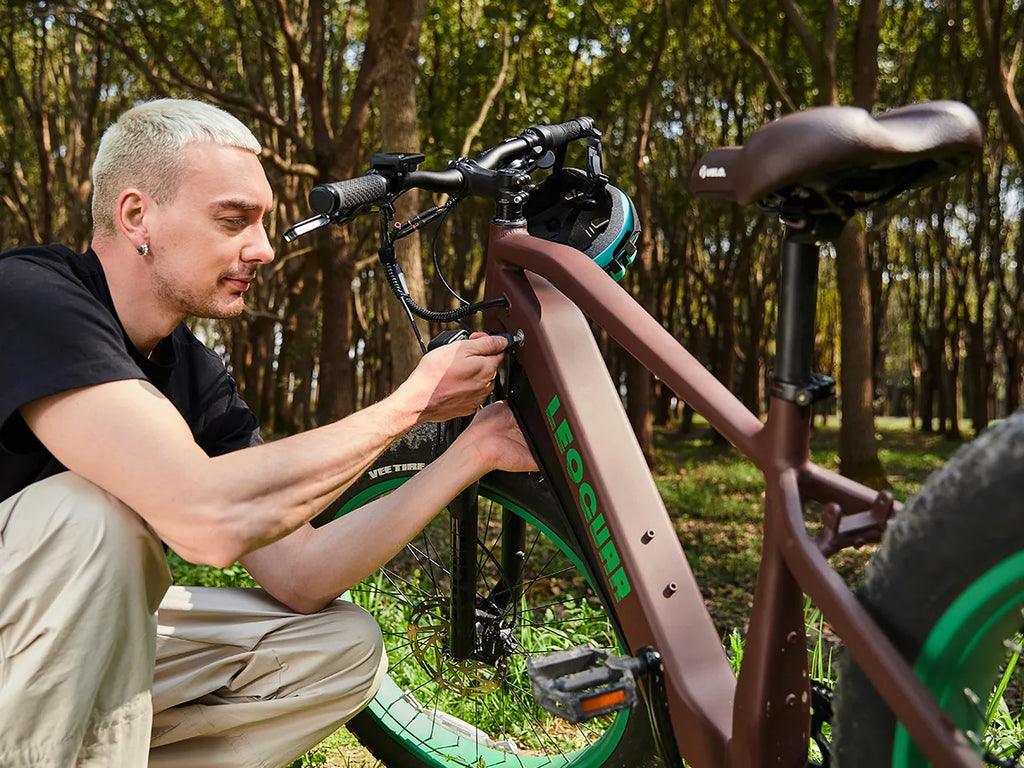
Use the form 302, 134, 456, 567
309, 173, 389, 215
308, 116, 594, 215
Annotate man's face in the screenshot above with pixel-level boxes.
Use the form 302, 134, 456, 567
145, 142, 275, 320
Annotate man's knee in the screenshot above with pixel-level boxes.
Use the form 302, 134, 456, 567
15, 472, 169, 608
312, 600, 387, 707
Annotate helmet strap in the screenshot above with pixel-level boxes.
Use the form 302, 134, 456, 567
586, 133, 607, 191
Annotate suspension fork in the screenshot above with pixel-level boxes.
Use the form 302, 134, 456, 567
447, 415, 529, 661
449, 474, 480, 660
492, 510, 526, 613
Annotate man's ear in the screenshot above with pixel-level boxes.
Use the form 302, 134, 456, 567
114, 187, 151, 252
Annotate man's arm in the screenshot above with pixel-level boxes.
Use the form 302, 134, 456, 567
21, 335, 508, 567
240, 403, 535, 613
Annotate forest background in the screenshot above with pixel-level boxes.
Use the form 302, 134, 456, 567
1, 0, 1022, 487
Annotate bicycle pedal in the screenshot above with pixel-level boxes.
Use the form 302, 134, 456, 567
527, 644, 644, 723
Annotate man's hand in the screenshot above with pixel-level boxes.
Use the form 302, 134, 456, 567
456, 401, 539, 473
396, 332, 508, 424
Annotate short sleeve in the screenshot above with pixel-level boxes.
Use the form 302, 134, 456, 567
181, 342, 263, 457
0, 255, 145, 450
198, 378, 264, 456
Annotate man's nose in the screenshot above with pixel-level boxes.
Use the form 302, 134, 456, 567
243, 225, 275, 265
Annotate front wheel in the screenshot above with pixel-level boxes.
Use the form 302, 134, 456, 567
832, 410, 1024, 767
313, 424, 658, 768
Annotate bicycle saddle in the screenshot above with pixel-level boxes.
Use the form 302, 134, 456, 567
690, 100, 982, 207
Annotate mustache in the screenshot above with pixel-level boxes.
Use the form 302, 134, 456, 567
222, 271, 257, 281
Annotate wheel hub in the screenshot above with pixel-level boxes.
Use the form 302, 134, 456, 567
406, 597, 514, 697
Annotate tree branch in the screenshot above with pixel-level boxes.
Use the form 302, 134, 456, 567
65, 5, 313, 159
779, 0, 819, 62
459, 27, 511, 158
328, 0, 387, 175
779, 0, 836, 104
259, 147, 318, 177
974, 0, 1024, 162
712, 0, 796, 112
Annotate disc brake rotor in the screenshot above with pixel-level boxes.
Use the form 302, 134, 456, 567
406, 597, 503, 697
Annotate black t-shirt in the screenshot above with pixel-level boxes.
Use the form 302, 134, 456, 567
0, 244, 262, 502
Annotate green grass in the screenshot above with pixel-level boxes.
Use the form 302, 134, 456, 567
169, 416, 972, 766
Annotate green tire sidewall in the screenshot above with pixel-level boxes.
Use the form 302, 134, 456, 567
892, 549, 1024, 767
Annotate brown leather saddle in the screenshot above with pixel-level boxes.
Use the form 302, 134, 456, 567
690, 101, 982, 229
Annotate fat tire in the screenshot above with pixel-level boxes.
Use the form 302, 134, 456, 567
832, 410, 1024, 766
314, 423, 661, 768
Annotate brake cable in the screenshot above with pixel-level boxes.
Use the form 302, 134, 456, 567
377, 201, 508, 354
430, 200, 469, 307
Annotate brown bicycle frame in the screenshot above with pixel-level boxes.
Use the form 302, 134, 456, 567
481, 223, 983, 768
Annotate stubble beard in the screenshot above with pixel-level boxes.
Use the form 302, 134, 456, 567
152, 264, 246, 321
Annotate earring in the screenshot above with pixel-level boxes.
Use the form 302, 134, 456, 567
137, 243, 149, 256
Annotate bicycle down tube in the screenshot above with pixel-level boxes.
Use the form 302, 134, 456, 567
482, 223, 982, 768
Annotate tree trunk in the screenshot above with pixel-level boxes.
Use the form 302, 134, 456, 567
653, 382, 673, 427
836, 217, 886, 485
275, 260, 320, 434
625, 2, 669, 465
316, 230, 357, 423
943, 333, 963, 440
375, 0, 429, 385
834, 0, 887, 484
712, 277, 737, 446
1007, 348, 1022, 414
966, 322, 989, 434
920, 357, 935, 433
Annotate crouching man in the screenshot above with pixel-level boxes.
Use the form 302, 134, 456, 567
0, 98, 537, 767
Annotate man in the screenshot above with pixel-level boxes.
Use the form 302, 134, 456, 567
0, 99, 537, 767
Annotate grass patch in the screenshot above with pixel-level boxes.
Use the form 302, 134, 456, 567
653, 415, 962, 634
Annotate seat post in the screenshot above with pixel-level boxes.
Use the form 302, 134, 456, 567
772, 235, 822, 404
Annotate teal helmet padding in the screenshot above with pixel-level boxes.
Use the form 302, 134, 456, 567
524, 170, 640, 281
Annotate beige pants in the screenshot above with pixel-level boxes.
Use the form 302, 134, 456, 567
0, 472, 387, 767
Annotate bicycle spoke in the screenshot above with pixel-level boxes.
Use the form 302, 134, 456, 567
522, 565, 580, 589
408, 536, 443, 591
477, 497, 498, 577
408, 540, 452, 580
380, 567, 434, 601
504, 685, 574, 763
499, 560, 574, 622
428, 663, 443, 741
522, 593, 600, 614
518, 553, 570, 596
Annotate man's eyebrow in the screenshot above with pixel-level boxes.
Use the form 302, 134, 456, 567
209, 199, 265, 213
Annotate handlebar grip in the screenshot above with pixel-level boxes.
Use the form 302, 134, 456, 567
309, 173, 390, 215
524, 117, 594, 150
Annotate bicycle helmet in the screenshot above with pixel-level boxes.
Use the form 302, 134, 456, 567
524, 169, 640, 281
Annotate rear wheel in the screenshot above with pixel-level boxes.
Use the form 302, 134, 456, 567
314, 425, 656, 768
832, 410, 1024, 767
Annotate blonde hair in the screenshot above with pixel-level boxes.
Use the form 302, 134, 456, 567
91, 98, 261, 234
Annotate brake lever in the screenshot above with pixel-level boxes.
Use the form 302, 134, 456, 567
282, 205, 367, 243
282, 213, 332, 242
